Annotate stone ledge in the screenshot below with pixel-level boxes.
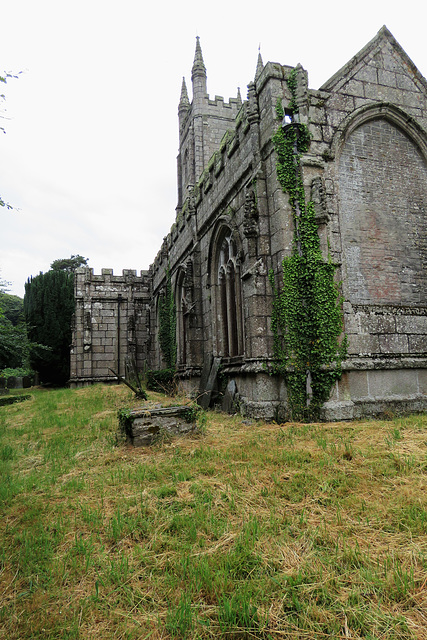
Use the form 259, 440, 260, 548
322, 395, 426, 421
342, 357, 427, 371
68, 376, 118, 388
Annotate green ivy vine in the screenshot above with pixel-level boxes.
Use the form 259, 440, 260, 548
158, 266, 177, 370
270, 68, 347, 421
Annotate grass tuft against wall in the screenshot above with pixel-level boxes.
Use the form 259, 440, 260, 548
0, 384, 426, 639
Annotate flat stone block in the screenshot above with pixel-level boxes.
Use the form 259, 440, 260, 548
409, 334, 427, 352
120, 406, 197, 446
92, 345, 105, 354
348, 333, 380, 355
379, 334, 409, 354
372, 315, 396, 334
418, 369, 427, 395
368, 369, 419, 398
321, 400, 355, 421
7, 376, 21, 389
396, 316, 426, 334
250, 336, 269, 357
346, 370, 369, 399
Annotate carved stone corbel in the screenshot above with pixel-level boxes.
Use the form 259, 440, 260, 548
310, 176, 329, 224
243, 187, 259, 238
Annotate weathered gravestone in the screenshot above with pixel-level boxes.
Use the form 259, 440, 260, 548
119, 406, 198, 446
221, 379, 239, 413
198, 356, 221, 410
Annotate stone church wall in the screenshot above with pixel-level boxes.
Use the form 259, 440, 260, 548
314, 32, 427, 418
70, 27, 427, 420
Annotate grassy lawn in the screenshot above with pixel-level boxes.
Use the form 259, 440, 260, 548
0, 384, 426, 639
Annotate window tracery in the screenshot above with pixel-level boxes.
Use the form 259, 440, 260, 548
215, 229, 244, 357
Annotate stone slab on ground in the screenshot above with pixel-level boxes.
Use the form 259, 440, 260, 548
120, 405, 196, 446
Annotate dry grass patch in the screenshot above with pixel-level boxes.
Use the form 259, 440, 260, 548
0, 385, 426, 639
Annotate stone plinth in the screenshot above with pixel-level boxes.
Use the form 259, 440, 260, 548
119, 406, 197, 446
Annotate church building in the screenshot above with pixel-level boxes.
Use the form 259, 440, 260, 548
70, 27, 427, 420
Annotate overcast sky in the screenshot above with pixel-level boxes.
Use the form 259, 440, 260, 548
1, 0, 426, 297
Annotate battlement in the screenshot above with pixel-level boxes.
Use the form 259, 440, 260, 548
209, 94, 240, 107
74, 268, 151, 302
75, 267, 150, 281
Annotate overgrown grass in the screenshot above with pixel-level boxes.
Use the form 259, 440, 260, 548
0, 384, 426, 639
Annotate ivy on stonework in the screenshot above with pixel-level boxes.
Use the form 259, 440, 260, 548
158, 266, 177, 370
270, 68, 347, 421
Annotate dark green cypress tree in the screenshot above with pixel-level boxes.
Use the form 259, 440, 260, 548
24, 270, 75, 385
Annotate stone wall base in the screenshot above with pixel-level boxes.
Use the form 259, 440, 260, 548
69, 376, 118, 388
322, 366, 427, 421
184, 364, 426, 422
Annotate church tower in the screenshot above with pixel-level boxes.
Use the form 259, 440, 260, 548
176, 38, 242, 212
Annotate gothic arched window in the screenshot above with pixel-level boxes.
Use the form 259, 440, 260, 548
214, 229, 244, 357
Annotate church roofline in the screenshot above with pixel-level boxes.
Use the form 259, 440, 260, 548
320, 25, 427, 93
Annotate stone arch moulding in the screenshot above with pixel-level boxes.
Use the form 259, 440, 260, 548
206, 216, 244, 288
332, 102, 427, 162
208, 219, 245, 358
335, 101, 427, 308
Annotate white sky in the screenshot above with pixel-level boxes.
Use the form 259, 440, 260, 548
1, 0, 426, 297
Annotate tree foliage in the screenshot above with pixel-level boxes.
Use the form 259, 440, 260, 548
50, 255, 89, 273
0, 287, 28, 371
0, 292, 24, 325
24, 270, 75, 385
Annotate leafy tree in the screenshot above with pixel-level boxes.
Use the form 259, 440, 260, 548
24, 270, 75, 385
50, 254, 89, 273
0, 284, 28, 370
1, 292, 24, 325
0, 316, 28, 370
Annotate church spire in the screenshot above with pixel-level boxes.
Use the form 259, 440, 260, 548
192, 36, 206, 80
255, 49, 264, 82
178, 76, 190, 129
191, 36, 207, 100
179, 77, 190, 110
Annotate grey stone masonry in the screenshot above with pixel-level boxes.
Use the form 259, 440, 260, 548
70, 268, 151, 387
70, 27, 427, 420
